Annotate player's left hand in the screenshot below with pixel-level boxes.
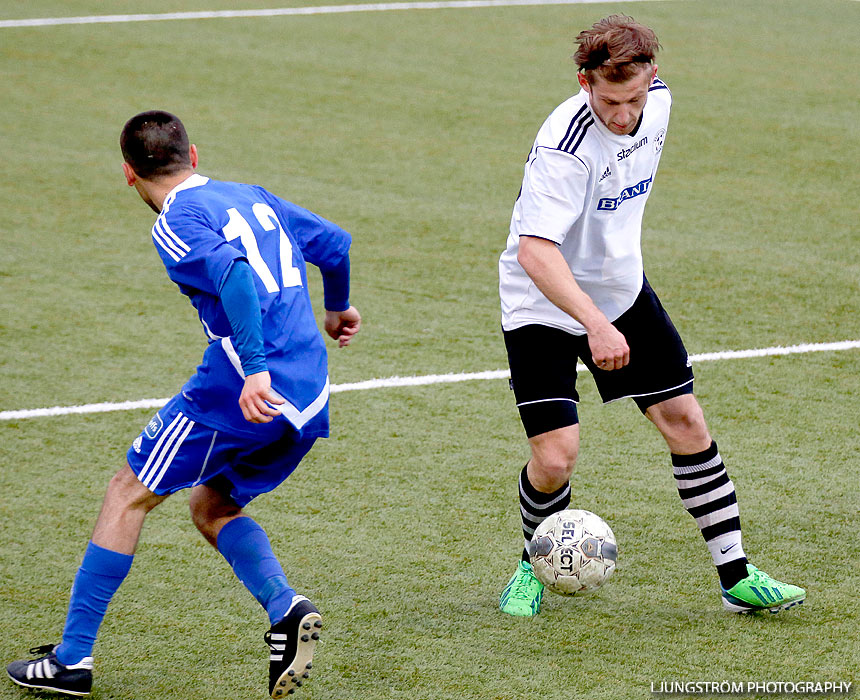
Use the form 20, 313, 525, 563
238, 370, 284, 423
324, 306, 361, 347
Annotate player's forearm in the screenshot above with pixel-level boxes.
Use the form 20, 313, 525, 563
219, 260, 268, 376
319, 252, 350, 312
517, 235, 610, 332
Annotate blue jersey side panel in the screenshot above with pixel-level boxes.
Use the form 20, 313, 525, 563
150, 176, 351, 439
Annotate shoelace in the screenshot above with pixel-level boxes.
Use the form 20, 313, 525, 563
747, 569, 782, 588
750, 568, 796, 596
508, 570, 538, 599
28, 645, 55, 657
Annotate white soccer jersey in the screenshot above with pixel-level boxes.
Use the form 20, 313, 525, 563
499, 77, 671, 335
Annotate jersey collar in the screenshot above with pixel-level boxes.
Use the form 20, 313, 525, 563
161, 173, 210, 213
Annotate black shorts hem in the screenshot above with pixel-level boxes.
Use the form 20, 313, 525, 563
618, 378, 695, 413
517, 398, 580, 438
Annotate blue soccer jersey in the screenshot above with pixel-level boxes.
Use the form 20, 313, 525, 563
150, 173, 351, 440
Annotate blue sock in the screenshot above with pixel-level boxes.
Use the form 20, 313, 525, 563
216, 517, 296, 625
55, 542, 134, 665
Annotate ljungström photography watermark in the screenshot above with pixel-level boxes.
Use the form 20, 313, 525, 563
651, 681, 853, 696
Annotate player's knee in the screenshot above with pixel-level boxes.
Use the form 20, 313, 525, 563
188, 493, 217, 533
188, 486, 241, 535
107, 465, 163, 513
650, 400, 709, 445
530, 440, 578, 490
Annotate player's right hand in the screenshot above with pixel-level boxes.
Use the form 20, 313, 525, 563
324, 306, 361, 347
238, 370, 284, 423
588, 322, 630, 371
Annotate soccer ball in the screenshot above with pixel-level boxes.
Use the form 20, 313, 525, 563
530, 509, 617, 595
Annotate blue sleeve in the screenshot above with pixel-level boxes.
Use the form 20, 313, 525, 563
321, 253, 350, 312
219, 260, 268, 376
260, 189, 352, 270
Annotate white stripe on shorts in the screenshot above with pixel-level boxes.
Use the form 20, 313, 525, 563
603, 378, 694, 405
137, 413, 185, 485
515, 397, 579, 408
146, 418, 195, 491
191, 431, 218, 487
138, 413, 194, 489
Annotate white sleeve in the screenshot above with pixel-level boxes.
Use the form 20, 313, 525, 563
514, 146, 589, 245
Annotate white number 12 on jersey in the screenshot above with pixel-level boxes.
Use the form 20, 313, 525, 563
222, 205, 303, 292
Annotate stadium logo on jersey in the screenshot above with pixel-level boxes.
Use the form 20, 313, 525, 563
616, 136, 648, 162
596, 177, 653, 211
654, 128, 666, 154
144, 413, 164, 440
598, 165, 612, 182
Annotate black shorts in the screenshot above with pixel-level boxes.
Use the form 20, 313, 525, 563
504, 277, 694, 438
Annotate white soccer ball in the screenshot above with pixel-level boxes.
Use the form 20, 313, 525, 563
530, 509, 617, 595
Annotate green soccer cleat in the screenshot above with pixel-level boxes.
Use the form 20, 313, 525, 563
499, 560, 544, 617
721, 564, 806, 614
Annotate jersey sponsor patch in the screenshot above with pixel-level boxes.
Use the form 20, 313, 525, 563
144, 412, 164, 440
596, 177, 653, 211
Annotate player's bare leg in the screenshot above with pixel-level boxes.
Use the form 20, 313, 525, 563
646, 394, 805, 612
501, 425, 579, 617
7, 465, 166, 695
645, 393, 710, 455
189, 481, 245, 546
526, 424, 580, 492
191, 480, 321, 697
92, 464, 169, 553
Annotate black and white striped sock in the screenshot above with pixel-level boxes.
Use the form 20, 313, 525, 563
518, 463, 571, 562
672, 441, 749, 589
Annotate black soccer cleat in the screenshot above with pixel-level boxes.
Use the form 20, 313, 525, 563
264, 596, 322, 699
7, 644, 93, 696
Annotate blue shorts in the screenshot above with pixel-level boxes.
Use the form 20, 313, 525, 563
127, 394, 316, 507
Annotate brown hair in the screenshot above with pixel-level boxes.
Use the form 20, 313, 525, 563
120, 110, 191, 180
574, 15, 660, 84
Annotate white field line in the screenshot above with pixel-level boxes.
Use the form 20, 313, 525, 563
0, 0, 674, 29
1, 339, 858, 421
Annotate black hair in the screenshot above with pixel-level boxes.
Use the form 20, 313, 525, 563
120, 110, 191, 179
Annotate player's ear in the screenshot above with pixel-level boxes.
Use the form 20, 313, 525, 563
189, 144, 198, 169
651, 63, 659, 83
577, 71, 590, 92
122, 161, 137, 187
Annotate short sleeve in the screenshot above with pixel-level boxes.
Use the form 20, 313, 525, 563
515, 146, 589, 245
152, 204, 245, 294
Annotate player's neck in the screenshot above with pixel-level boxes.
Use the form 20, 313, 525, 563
144, 170, 196, 212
